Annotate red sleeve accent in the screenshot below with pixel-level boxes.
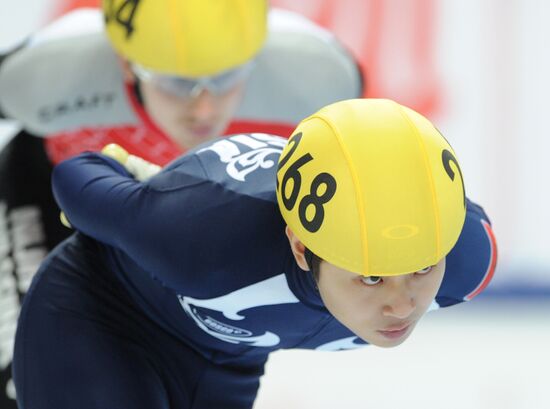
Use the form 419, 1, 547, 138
52, 0, 100, 18
225, 120, 294, 139
464, 220, 498, 301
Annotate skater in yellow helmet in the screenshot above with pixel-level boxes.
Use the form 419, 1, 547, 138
277, 99, 486, 348
0, 1, 362, 158
103, 0, 268, 148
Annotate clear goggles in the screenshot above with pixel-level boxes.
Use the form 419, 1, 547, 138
132, 61, 254, 99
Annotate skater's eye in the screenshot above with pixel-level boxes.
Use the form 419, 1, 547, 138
360, 276, 383, 286
415, 266, 433, 275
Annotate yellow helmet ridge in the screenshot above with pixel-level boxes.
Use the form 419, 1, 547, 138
102, 0, 268, 77
276, 99, 466, 276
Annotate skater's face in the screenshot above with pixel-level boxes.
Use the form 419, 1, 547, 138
286, 227, 445, 348
315, 259, 445, 348
122, 60, 250, 150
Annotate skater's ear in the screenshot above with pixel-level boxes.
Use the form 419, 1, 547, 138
285, 226, 324, 283
285, 226, 310, 271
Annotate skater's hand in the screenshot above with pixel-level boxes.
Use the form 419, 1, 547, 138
101, 144, 162, 182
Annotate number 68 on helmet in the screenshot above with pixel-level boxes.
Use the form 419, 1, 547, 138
276, 98, 466, 277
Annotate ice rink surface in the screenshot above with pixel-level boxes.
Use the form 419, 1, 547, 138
254, 298, 550, 409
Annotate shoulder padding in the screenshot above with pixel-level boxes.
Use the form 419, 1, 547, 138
0, 10, 138, 135
236, 9, 363, 124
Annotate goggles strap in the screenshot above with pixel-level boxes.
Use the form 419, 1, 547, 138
133, 77, 144, 106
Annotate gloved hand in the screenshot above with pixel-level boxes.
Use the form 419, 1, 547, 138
101, 143, 162, 181
60, 144, 162, 228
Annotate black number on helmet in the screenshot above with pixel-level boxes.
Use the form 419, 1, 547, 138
278, 131, 337, 232
277, 132, 302, 192
442, 149, 466, 208
278, 132, 303, 173
298, 173, 337, 232
104, 0, 142, 39
281, 153, 313, 210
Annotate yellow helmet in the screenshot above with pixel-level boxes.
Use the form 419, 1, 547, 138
276, 99, 466, 276
102, 0, 268, 77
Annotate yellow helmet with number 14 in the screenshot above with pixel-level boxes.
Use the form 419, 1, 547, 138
102, 0, 268, 77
